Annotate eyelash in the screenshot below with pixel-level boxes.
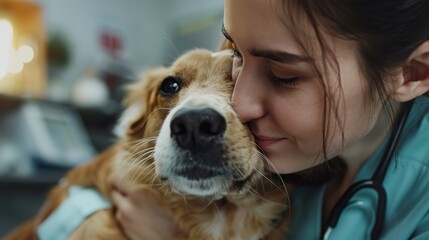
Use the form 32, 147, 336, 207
230, 48, 242, 61
230, 45, 298, 88
267, 71, 298, 88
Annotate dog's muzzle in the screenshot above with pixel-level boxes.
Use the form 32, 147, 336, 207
154, 98, 254, 197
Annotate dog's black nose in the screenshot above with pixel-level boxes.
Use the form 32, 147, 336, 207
170, 107, 226, 152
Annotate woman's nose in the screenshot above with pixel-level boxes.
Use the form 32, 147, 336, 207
231, 65, 266, 123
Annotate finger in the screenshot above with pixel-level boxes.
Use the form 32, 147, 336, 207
111, 175, 133, 195
111, 190, 133, 224
111, 189, 127, 205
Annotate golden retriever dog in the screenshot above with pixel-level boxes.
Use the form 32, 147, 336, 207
5, 48, 290, 240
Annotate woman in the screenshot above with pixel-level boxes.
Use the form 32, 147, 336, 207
112, 0, 429, 239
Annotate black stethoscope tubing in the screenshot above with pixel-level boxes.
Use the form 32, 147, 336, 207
323, 99, 415, 240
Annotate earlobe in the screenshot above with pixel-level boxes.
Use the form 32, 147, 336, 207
391, 40, 429, 102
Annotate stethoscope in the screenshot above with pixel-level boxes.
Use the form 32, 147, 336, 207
323, 99, 415, 240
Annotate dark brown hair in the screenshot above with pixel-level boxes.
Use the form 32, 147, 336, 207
278, 0, 429, 182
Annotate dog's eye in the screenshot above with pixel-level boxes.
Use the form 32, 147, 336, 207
160, 76, 181, 96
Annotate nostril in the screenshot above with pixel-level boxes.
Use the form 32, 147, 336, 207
170, 114, 192, 150
199, 120, 218, 135
199, 117, 225, 136
200, 121, 212, 135
199, 108, 226, 138
171, 119, 186, 135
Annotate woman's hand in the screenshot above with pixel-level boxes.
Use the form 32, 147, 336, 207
111, 182, 180, 240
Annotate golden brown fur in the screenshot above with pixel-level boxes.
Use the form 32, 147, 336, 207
6, 49, 290, 240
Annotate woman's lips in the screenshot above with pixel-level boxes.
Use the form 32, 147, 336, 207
254, 135, 284, 148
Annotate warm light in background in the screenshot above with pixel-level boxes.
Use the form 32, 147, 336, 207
0, 19, 13, 79
8, 48, 23, 74
17, 45, 35, 63
0, 0, 45, 98
0, 19, 36, 79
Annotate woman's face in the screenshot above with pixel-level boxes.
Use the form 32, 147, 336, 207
224, 0, 381, 174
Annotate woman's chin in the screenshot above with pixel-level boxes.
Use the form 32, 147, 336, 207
263, 154, 315, 175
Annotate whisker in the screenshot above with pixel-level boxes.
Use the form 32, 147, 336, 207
135, 160, 157, 183
182, 194, 192, 217
122, 136, 158, 146
129, 153, 157, 184
116, 142, 155, 179
254, 167, 286, 195
137, 107, 171, 130
158, 37, 180, 64
116, 137, 174, 188
253, 149, 288, 190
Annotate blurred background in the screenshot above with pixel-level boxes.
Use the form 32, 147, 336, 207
0, 0, 224, 236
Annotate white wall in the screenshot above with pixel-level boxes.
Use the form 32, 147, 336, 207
155, 0, 224, 64
30, 0, 224, 101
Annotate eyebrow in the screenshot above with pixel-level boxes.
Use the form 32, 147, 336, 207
221, 23, 312, 64
249, 49, 312, 63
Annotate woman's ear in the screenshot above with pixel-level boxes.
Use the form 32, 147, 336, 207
391, 40, 429, 102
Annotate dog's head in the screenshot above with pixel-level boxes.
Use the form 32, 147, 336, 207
116, 49, 263, 199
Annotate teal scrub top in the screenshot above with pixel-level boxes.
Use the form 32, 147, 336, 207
288, 95, 429, 240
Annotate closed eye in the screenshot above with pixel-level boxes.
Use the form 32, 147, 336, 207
267, 71, 298, 88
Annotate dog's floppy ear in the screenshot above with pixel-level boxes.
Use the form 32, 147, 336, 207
113, 101, 144, 138
114, 67, 166, 138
